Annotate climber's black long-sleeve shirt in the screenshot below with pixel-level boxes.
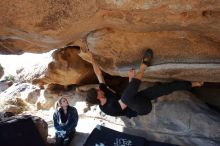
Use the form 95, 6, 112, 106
99, 83, 137, 118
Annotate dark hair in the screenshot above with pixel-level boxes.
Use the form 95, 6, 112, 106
86, 88, 100, 105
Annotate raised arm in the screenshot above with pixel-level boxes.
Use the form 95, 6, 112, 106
128, 67, 135, 82
88, 52, 105, 84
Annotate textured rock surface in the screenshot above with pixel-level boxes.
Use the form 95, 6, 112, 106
16, 61, 49, 83
127, 91, 220, 146
12, 46, 95, 86
1, 0, 219, 82
1, 0, 220, 54
0, 115, 48, 143
73, 89, 220, 146
0, 65, 3, 79
40, 86, 220, 146
81, 28, 220, 82
7, 83, 217, 146
192, 84, 220, 110
31, 115, 48, 143
34, 46, 96, 86
26, 89, 41, 104
36, 84, 62, 110
0, 83, 40, 113
0, 82, 62, 111
0, 81, 12, 93
0, 1, 220, 145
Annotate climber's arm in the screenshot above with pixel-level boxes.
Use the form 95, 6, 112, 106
89, 52, 105, 84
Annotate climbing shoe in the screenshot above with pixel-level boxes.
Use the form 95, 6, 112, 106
142, 48, 153, 66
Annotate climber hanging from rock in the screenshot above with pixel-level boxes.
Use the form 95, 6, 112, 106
84, 47, 204, 118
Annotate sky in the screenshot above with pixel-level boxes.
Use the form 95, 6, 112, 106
0, 50, 54, 80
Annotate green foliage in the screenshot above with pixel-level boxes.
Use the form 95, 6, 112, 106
4, 74, 15, 81
0, 64, 2, 69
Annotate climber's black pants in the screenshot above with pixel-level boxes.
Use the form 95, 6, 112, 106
121, 78, 192, 115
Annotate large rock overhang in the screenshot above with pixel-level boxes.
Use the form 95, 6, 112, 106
0, 0, 219, 82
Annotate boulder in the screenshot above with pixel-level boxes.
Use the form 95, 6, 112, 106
0, 111, 15, 120
0, 65, 3, 79
0, 115, 48, 144
24, 83, 219, 146
34, 46, 96, 86
26, 89, 41, 104
0, 0, 220, 82
36, 84, 61, 110
0, 1, 220, 145
0, 80, 13, 93
79, 28, 220, 82
0, 82, 61, 111
125, 91, 220, 146
70, 87, 220, 146
14, 51, 53, 83
0, 83, 41, 113
16, 63, 48, 83
0, 0, 220, 54
31, 115, 48, 143
0, 96, 27, 114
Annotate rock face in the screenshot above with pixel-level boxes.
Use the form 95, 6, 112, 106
0, 1, 220, 146
26, 89, 41, 104
36, 84, 62, 110
16, 60, 50, 83
34, 46, 96, 86
1, 0, 220, 54
0, 0, 220, 82
0, 81, 74, 111
43, 86, 220, 146
129, 91, 220, 146
0, 83, 41, 113
13, 47, 96, 86
0, 115, 48, 144
0, 82, 62, 112
31, 115, 48, 143
75, 89, 220, 146
0, 65, 3, 79
82, 28, 220, 82
0, 81, 12, 93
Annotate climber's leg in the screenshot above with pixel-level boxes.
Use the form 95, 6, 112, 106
138, 81, 192, 100
120, 49, 153, 114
